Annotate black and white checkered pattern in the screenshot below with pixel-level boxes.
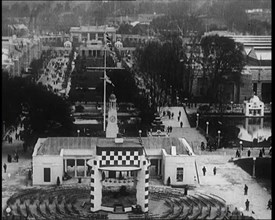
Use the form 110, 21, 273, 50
99, 150, 141, 166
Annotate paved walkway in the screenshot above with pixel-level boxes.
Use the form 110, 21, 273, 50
160, 106, 190, 128
195, 152, 271, 220
157, 106, 271, 219
37, 56, 69, 95
160, 106, 207, 149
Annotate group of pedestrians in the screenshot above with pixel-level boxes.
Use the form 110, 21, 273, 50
163, 110, 173, 119
202, 166, 217, 176
166, 126, 173, 133
235, 146, 270, 158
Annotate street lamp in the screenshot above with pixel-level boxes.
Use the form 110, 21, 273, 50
252, 157, 256, 178
217, 130, 221, 148
6, 206, 11, 217
239, 140, 243, 151
206, 121, 209, 136
77, 129, 80, 137
196, 113, 199, 129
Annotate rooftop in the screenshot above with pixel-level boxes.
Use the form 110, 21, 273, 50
70, 26, 116, 33
36, 137, 98, 155
34, 137, 190, 156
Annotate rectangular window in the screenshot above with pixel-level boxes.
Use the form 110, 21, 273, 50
109, 171, 116, 178
176, 167, 183, 182
98, 33, 104, 41
44, 168, 51, 182
93, 50, 96, 57
90, 33, 96, 40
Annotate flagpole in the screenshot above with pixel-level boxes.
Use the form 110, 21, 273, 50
103, 32, 107, 132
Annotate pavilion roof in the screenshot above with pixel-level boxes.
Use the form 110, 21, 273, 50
35, 137, 190, 156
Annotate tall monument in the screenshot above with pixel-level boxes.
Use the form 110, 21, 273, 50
106, 93, 119, 138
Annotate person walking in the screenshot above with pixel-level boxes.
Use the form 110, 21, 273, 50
213, 167, 217, 175
179, 111, 181, 117
201, 142, 205, 151
236, 149, 239, 158
244, 184, 248, 195
202, 166, 206, 176
3, 163, 7, 173
262, 147, 265, 155
245, 199, 250, 211
180, 121, 183, 128
7, 154, 11, 163
248, 148, 251, 157
267, 198, 272, 210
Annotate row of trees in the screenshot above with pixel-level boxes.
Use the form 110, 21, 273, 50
132, 34, 246, 111
2, 69, 73, 147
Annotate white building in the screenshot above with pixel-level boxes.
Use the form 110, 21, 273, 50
32, 136, 197, 212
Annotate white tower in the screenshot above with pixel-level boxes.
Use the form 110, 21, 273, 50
106, 93, 119, 138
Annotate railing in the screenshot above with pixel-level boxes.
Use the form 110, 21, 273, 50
197, 103, 271, 114
102, 177, 135, 186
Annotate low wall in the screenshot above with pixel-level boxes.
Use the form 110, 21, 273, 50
233, 157, 271, 179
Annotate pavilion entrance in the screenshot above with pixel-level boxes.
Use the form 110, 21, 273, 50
101, 169, 138, 212
64, 158, 91, 178
149, 158, 162, 177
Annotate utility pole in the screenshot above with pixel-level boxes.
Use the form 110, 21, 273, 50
103, 45, 107, 132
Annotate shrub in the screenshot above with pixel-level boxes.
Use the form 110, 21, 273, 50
198, 105, 210, 113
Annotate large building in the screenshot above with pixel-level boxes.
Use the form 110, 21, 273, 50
70, 26, 116, 45
2, 36, 42, 76
32, 136, 197, 206
192, 32, 271, 103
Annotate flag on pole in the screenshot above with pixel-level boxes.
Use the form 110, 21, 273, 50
106, 75, 115, 87
101, 75, 115, 87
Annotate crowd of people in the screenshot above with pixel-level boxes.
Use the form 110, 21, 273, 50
37, 55, 69, 95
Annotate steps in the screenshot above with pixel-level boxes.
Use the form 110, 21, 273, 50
148, 188, 228, 220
